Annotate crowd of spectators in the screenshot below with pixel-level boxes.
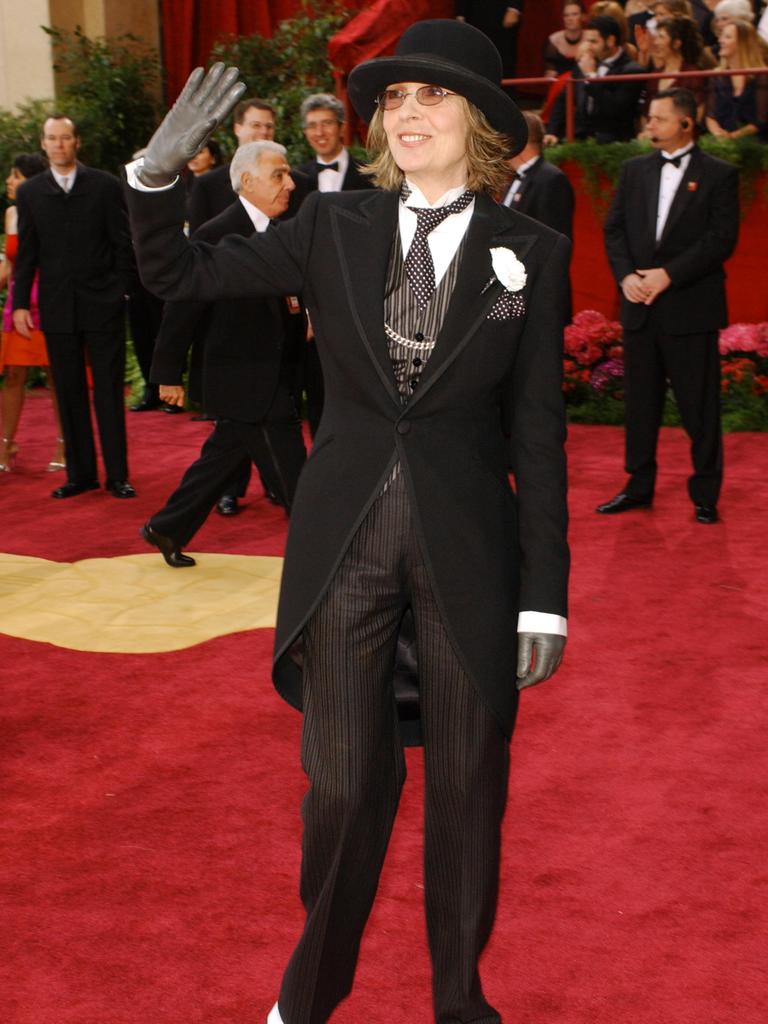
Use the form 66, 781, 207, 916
536, 0, 768, 142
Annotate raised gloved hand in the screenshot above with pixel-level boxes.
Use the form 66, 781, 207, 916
516, 632, 566, 690
138, 63, 246, 187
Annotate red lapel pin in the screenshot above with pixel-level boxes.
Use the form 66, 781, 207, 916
687, 181, 698, 192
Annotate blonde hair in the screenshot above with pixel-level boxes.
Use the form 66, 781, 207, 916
361, 98, 516, 195
720, 18, 767, 69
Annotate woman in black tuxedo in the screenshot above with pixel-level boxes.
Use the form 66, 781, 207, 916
126, 20, 570, 1024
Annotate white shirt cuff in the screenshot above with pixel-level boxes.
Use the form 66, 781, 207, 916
267, 1004, 284, 1024
125, 157, 179, 192
517, 611, 567, 637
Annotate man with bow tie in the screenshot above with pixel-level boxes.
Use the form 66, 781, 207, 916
501, 112, 574, 240
296, 93, 370, 195
545, 15, 645, 143
600, 88, 739, 524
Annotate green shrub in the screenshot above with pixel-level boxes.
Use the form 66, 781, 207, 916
210, 0, 359, 164
43, 26, 161, 175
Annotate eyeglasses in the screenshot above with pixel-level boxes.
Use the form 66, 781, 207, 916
304, 118, 339, 132
376, 86, 458, 110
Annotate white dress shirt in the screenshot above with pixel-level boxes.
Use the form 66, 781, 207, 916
125, 161, 567, 638
238, 195, 271, 233
656, 146, 693, 241
398, 180, 476, 287
315, 147, 349, 193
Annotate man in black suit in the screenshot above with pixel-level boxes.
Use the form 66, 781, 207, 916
186, 97, 308, 512
141, 140, 307, 566
545, 15, 645, 143
600, 88, 739, 523
12, 114, 136, 498
502, 112, 574, 239
295, 93, 371, 437
187, 97, 309, 233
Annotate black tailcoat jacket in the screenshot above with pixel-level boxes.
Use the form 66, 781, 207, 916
13, 164, 134, 333
604, 147, 739, 333
150, 199, 305, 420
127, 183, 570, 736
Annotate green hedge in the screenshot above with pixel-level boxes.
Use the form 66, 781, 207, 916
545, 137, 768, 215
0, 27, 160, 216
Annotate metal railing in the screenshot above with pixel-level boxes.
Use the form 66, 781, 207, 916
503, 66, 768, 142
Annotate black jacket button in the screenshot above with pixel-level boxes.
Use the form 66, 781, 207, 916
397, 421, 411, 435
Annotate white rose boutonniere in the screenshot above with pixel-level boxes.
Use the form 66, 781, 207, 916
490, 246, 527, 293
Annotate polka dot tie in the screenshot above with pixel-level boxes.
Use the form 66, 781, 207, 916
403, 187, 474, 308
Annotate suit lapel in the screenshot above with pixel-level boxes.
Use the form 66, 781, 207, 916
68, 162, 90, 196
330, 190, 402, 406
659, 146, 702, 246
40, 168, 66, 196
229, 200, 256, 238
409, 193, 538, 407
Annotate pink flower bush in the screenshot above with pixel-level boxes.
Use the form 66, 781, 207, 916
564, 310, 623, 367
563, 310, 624, 398
564, 314, 767, 422
718, 322, 768, 358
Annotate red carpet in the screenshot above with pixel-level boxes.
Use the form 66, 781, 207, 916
1, 393, 766, 1024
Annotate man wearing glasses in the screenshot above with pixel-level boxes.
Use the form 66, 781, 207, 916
296, 93, 370, 193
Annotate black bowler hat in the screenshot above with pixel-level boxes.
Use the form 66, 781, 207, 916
347, 19, 528, 154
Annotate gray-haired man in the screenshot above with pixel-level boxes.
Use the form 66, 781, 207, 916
140, 141, 307, 566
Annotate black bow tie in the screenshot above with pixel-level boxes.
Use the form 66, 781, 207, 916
661, 148, 693, 169
318, 161, 339, 173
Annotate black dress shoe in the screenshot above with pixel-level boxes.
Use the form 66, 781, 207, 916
162, 403, 183, 414
130, 396, 160, 412
263, 488, 286, 508
105, 479, 137, 498
140, 523, 196, 568
694, 504, 719, 524
51, 480, 99, 499
216, 495, 239, 516
595, 492, 652, 514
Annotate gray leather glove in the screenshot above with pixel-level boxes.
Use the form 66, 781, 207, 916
138, 63, 246, 187
516, 632, 566, 690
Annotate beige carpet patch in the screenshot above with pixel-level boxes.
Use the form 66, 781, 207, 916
0, 552, 283, 653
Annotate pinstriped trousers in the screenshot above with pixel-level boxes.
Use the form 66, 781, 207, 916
277, 471, 512, 1024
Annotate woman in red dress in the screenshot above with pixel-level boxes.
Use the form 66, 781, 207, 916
0, 154, 65, 472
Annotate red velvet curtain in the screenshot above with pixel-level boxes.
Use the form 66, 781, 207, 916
161, 2, 562, 104
161, 0, 305, 102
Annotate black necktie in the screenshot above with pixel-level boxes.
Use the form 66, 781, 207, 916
402, 187, 474, 307
318, 161, 339, 173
